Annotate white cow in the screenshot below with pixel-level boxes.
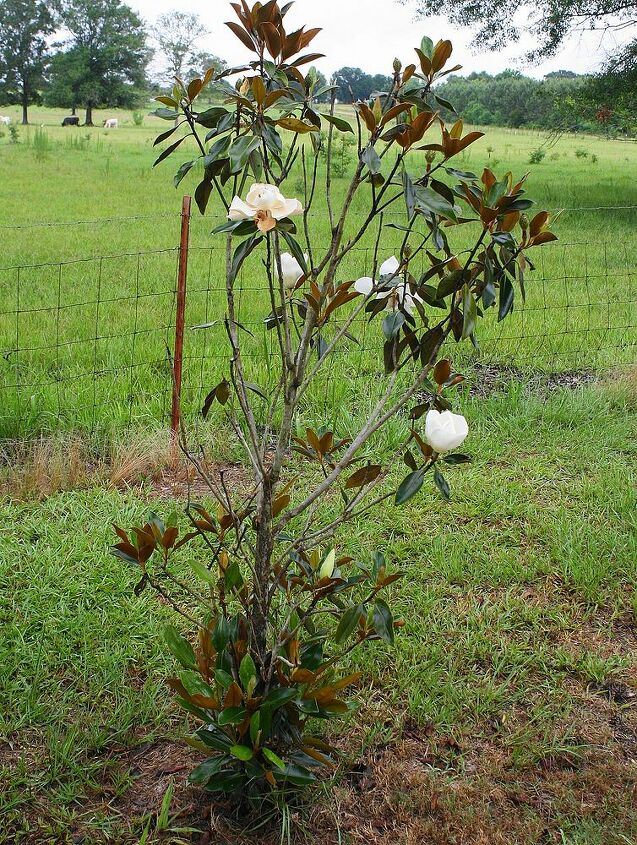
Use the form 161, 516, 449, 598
0, 116, 11, 126
103, 118, 118, 129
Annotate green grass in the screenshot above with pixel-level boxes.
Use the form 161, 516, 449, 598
0, 103, 636, 842
1, 381, 636, 843
0, 106, 636, 439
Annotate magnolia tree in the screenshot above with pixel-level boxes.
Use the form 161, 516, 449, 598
113, 0, 556, 801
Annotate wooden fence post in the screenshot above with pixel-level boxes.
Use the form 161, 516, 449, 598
171, 195, 191, 437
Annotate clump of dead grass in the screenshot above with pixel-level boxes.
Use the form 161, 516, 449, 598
0, 428, 248, 501
0, 430, 180, 500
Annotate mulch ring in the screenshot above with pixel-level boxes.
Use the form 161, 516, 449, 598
65, 682, 637, 845
9, 679, 637, 845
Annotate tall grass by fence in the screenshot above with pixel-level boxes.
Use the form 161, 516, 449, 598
0, 200, 635, 441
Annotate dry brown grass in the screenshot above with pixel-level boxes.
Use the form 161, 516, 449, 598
0, 430, 179, 501
0, 428, 249, 502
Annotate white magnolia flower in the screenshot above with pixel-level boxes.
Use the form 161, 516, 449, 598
424, 409, 469, 453
228, 183, 303, 232
280, 251, 308, 291
354, 256, 423, 314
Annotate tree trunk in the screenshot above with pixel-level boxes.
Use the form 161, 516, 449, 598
251, 476, 273, 666
21, 91, 28, 125
71, 104, 76, 116
85, 102, 93, 126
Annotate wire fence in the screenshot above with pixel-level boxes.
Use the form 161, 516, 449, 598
0, 200, 635, 441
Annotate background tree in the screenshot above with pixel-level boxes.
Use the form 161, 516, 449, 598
44, 49, 85, 115
584, 44, 637, 132
52, 0, 149, 125
0, 0, 54, 124
150, 11, 207, 85
434, 69, 588, 130
332, 66, 392, 102
407, 0, 637, 85
186, 51, 227, 81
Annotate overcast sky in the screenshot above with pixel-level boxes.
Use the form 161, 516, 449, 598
132, 0, 630, 79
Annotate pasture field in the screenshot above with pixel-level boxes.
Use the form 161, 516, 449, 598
0, 105, 636, 439
0, 104, 636, 844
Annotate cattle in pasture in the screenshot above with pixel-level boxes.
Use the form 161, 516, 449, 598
103, 118, 118, 129
62, 116, 80, 126
0, 115, 11, 125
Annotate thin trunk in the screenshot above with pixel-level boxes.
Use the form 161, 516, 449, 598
21, 84, 28, 125
252, 476, 272, 667
85, 101, 93, 126
71, 104, 76, 116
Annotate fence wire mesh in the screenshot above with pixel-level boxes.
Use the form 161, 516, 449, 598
0, 206, 635, 441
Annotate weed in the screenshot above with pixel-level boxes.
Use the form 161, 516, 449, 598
529, 147, 546, 164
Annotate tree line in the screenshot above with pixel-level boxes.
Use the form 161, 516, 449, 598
0, 0, 226, 125
436, 70, 635, 134
0, 0, 633, 130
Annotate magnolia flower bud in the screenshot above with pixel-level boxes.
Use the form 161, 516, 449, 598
280, 251, 308, 291
425, 150, 436, 163
402, 243, 413, 260
393, 57, 402, 73
319, 549, 336, 579
424, 409, 468, 453
520, 213, 529, 232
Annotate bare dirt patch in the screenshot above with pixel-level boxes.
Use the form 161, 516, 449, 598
465, 362, 599, 398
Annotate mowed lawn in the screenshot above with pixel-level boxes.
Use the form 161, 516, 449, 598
1, 381, 636, 844
0, 105, 637, 843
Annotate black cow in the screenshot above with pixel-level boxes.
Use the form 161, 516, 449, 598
62, 116, 80, 126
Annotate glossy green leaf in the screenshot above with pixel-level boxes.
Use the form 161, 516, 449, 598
373, 598, 394, 644
239, 653, 257, 693
461, 284, 477, 340
395, 469, 425, 505
433, 467, 451, 500
279, 230, 308, 276
153, 135, 187, 167
217, 706, 246, 726
230, 744, 254, 761
382, 311, 404, 340
323, 113, 354, 133
229, 135, 261, 174
163, 625, 197, 670
335, 603, 364, 644
151, 107, 179, 120
195, 106, 229, 128
262, 747, 286, 769
415, 185, 458, 221
173, 159, 196, 188
443, 453, 471, 464
498, 276, 514, 321
188, 559, 217, 586
188, 755, 228, 785
280, 763, 316, 785
230, 235, 263, 283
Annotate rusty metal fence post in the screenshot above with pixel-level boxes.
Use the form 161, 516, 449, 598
171, 195, 192, 436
